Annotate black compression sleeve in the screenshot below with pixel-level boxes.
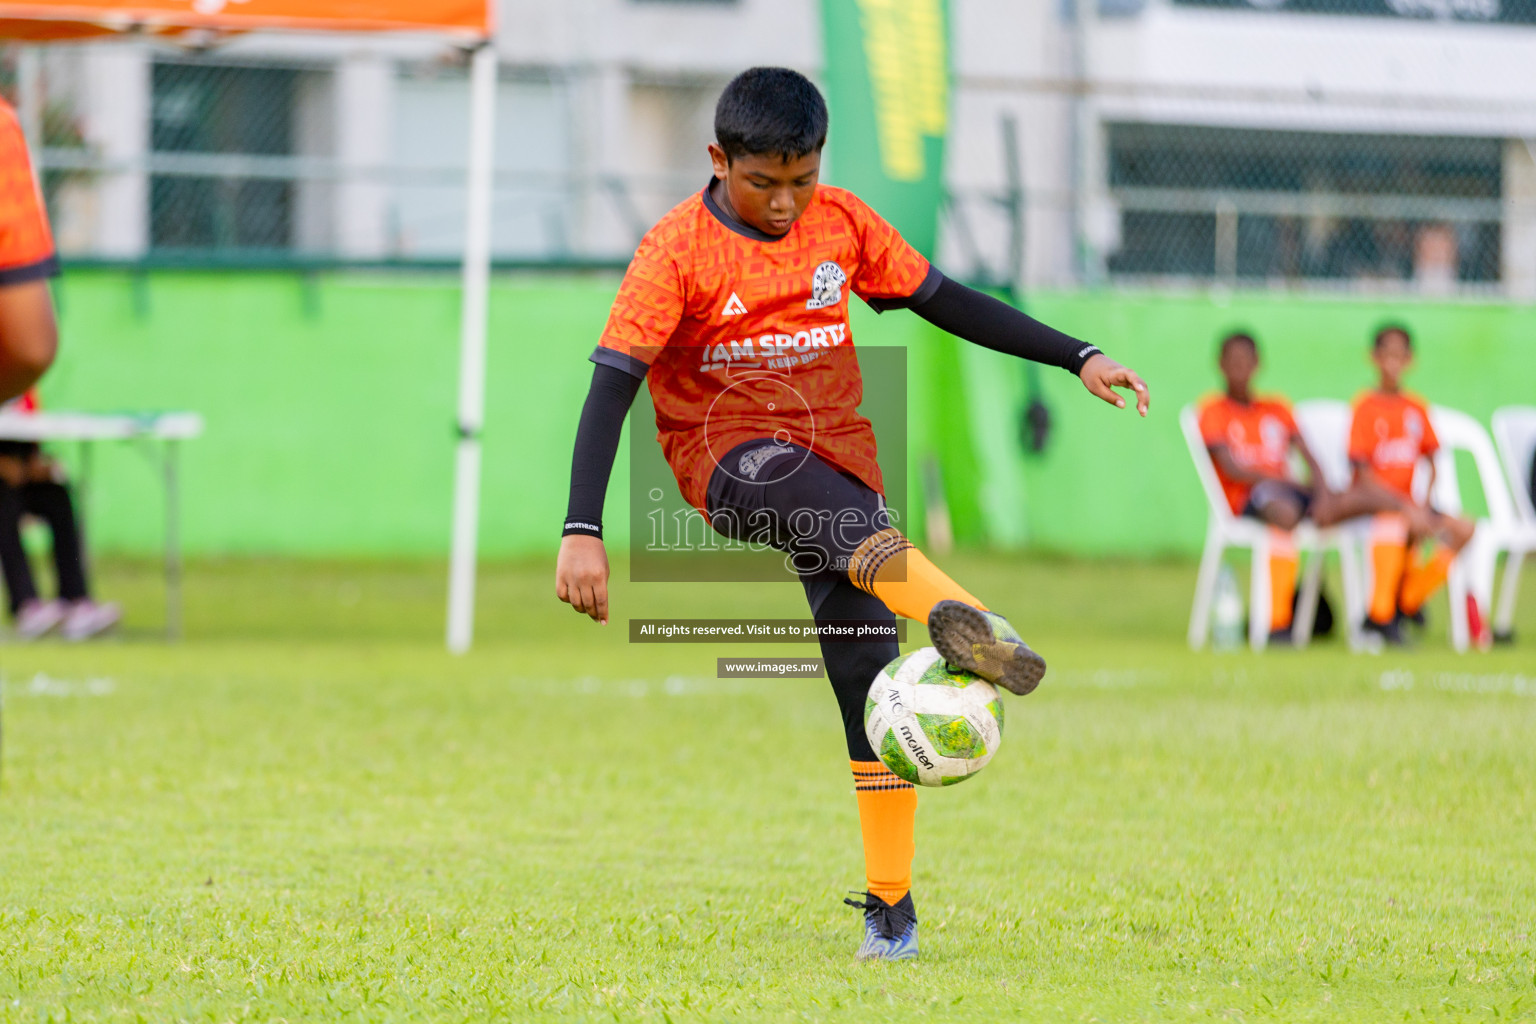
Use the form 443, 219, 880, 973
563, 363, 644, 539
911, 273, 1102, 375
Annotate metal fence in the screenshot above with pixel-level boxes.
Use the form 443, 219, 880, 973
1102, 125, 1505, 288
5, 36, 1535, 298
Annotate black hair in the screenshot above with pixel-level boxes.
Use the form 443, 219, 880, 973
1219, 331, 1258, 358
1373, 323, 1413, 351
714, 67, 828, 163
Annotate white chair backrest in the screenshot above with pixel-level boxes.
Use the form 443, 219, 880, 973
1293, 399, 1353, 492
1429, 405, 1518, 526
1491, 406, 1536, 523
1180, 403, 1236, 524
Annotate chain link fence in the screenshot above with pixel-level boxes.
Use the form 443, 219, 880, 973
943, 87, 1534, 296
1099, 123, 1509, 291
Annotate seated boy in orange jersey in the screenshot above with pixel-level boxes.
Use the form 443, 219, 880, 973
1350, 325, 1476, 646
1199, 332, 1407, 644
554, 68, 1150, 962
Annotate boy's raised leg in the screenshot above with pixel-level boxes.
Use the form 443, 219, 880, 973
846, 527, 1046, 695
845, 527, 985, 619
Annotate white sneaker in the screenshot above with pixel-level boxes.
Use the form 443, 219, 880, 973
60, 600, 122, 641
14, 599, 68, 639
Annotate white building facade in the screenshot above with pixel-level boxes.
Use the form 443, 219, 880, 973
16, 0, 1536, 295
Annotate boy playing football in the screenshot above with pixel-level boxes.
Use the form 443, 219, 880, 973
555, 68, 1149, 961
1350, 325, 1476, 646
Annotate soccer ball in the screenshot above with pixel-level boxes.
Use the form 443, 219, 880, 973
864, 647, 1004, 787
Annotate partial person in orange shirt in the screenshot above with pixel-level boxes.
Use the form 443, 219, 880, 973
0, 96, 114, 639
1349, 325, 1476, 646
1199, 332, 1409, 644
0, 96, 58, 402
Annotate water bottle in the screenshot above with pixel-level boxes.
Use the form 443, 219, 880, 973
1212, 564, 1243, 650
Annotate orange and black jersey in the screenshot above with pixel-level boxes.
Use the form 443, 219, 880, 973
1197, 394, 1301, 515
0, 98, 57, 285
1349, 389, 1438, 500
594, 182, 939, 512
564, 180, 1105, 538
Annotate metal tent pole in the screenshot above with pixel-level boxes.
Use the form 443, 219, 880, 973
446, 40, 498, 654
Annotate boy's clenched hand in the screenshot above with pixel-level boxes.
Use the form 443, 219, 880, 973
556, 534, 611, 625
1080, 353, 1150, 417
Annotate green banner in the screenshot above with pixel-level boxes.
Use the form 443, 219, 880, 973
820, 0, 950, 255
821, 0, 969, 543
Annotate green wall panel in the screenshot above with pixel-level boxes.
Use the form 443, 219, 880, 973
38, 270, 1536, 559
45, 270, 618, 557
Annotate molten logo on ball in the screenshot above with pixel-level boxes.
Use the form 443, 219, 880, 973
864, 647, 1005, 787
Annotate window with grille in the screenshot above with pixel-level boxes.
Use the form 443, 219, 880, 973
1104, 123, 1503, 287
150, 63, 297, 252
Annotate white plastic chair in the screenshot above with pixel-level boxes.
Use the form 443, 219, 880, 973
1490, 407, 1536, 637
1418, 407, 1492, 651
1298, 402, 1524, 653
1181, 404, 1351, 651
1291, 399, 1372, 650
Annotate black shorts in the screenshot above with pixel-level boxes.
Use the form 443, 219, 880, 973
704, 437, 898, 761
1242, 480, 1312, 520
704, 438, 890, 616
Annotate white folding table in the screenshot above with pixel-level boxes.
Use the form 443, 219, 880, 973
0, 411, 204, 638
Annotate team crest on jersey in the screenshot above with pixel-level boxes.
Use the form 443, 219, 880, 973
739, 443, 797, 480
806, 261, 847, 310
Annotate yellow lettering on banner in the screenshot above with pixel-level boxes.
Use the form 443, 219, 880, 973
855, 0, 948, 182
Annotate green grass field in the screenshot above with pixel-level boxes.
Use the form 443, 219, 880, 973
2, 553, 1534, 1022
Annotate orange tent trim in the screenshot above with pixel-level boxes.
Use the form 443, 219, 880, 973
0, 0, 492, 39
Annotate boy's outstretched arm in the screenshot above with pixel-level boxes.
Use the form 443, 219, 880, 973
556, 362, 644, 625
904, 273, 1149, 416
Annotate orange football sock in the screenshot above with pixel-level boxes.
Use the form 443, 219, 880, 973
1268, 528, 1298, 633
1399, 546, 1454, 616
1397, 546, 1425, 609
1368, 514, 1410, 624
851, 760, 916, 905
848, 528, 985, 621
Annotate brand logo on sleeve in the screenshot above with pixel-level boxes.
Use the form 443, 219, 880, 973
806, 261, 847, 310
721, 292, 749, 316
